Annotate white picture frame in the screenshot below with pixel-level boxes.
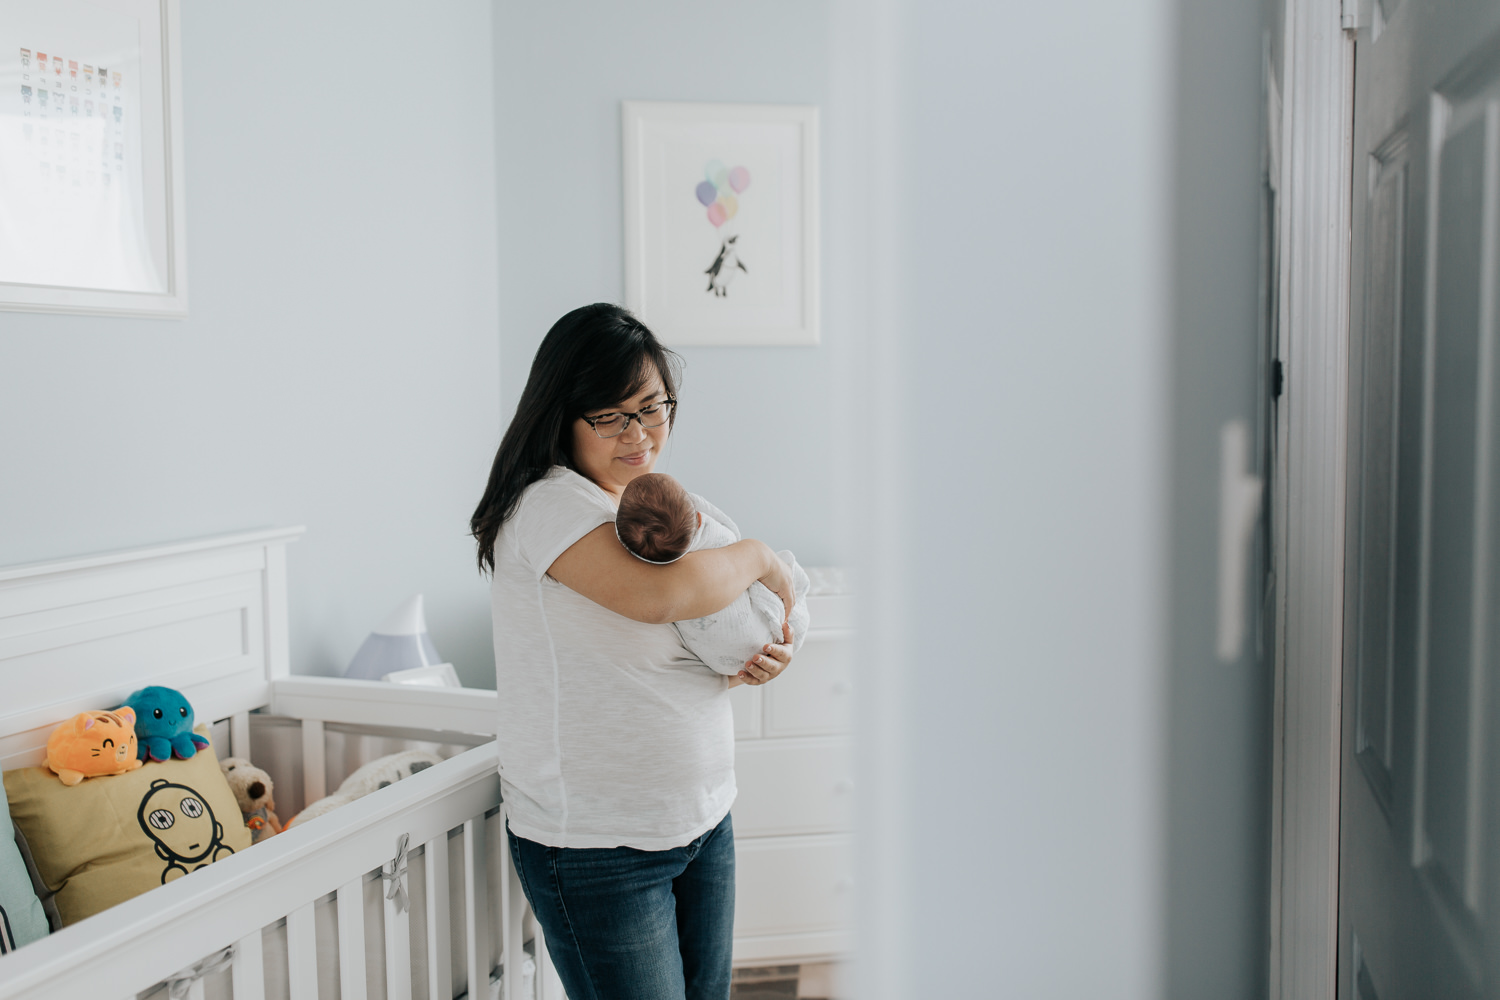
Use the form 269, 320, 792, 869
623, 101, 819, 347
0, 0, 187, 318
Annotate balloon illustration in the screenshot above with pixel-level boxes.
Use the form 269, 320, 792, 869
695, 159, 752, 297
693, 160, 751, 229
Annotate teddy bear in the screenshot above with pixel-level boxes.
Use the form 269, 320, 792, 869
284, 750, 444, 829
219, 757, 282, 844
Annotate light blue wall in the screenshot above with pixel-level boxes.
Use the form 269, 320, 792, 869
0, 1, 502, 685
845, 0, 1273, 995
844, 1, 1177, 997
492, 0, 837, 565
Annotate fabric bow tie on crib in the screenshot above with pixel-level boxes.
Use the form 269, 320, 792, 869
383, 832, 411, 914
165, 945, 236, 999
158, 833, 411, 996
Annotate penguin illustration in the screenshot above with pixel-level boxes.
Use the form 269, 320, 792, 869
705, 235, 748, 297
137, 779, 235, 883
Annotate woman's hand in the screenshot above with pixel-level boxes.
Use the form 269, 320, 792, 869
758, 548, 797, 625
736, 621, 795, 686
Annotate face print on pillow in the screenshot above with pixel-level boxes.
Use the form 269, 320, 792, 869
45, 709, 143, 786
136, 779, 235, 883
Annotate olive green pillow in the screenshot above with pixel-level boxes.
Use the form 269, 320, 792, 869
2, 727, 251, 925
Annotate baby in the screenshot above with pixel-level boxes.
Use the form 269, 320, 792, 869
616, 473, 810, 674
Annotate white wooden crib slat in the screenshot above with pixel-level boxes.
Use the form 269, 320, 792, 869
230, 711, 251, 759
535, 931, 561, 1000
337, 876, 368, 1000
232, 929, 266, 1000
499, 826, 526, 1000
285, 902, 318, 1000
425, 835, 453, 1000
300, 718, 326, 804
263, 540, 293, 681
384, 852, 413, 1000
463, 818, 492, 999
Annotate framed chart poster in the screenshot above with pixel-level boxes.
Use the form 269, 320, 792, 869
0, 0, 187, 317
623, 101, 819, 346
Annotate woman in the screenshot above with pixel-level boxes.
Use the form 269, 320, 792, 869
470, 303, 796, 1000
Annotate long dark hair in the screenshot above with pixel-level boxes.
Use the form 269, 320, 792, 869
470, 303, 681, 573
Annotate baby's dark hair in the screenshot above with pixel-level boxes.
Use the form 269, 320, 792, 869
616, 474, 698, 563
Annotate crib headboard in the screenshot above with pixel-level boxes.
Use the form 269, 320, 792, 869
0, 528, 303, 771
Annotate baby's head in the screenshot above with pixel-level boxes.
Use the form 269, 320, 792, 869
616, 473, 700, 564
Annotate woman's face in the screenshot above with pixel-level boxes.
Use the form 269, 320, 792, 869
571, 376, 672, 500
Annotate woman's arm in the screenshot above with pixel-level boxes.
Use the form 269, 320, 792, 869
547, 523, 794, 625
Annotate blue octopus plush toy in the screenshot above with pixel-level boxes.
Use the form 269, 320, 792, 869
120, 686, 211, 762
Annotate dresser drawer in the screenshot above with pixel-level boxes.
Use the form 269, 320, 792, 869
733, 834, 853, 938
764, 628, 854, 736
733, 737, 853, 837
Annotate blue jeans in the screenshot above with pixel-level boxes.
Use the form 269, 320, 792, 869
507, 813, 736, 1000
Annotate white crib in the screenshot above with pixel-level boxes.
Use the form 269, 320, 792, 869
0, 528, 559, 1000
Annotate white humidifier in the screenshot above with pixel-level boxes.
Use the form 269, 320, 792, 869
344, 594, 445, 681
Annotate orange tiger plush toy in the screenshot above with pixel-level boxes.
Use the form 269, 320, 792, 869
46, 708, 144, 786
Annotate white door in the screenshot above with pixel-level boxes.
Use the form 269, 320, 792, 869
1340, 1, 1500, 996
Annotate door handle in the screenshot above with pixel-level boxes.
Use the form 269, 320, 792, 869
1217, 419, 1264, 661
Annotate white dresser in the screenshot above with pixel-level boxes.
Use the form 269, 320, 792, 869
729, 588, 855, 966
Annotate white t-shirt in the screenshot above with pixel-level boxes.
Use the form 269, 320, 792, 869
491, 466, 736, 850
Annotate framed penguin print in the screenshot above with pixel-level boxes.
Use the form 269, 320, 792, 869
623, 101, 819, 346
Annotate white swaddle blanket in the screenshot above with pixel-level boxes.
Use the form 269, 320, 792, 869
678, 493, 811, 675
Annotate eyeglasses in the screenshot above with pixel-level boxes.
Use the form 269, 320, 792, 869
580, 398, 676, 439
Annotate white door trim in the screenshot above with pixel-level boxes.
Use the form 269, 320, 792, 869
1268, 0, 1356, 997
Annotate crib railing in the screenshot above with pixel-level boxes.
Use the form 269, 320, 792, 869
0, 743, 559, 1000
